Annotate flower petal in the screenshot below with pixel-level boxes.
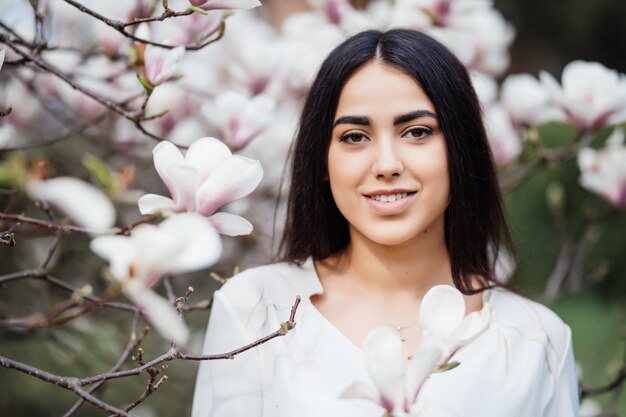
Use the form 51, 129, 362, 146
208, 212, 253, 236
157, 213, 222, 273
152, 141, 185, 200
27, 177, 116, 233
184, 137, 232, 184
201, 0, 261, 11
419, 285, 465, 340
405, 334, 440, 404
197, 155, 263, 215
125, 283, 189, 345
362, 326, 405, 411
166, 164, 199, 212
138, 193, 177, 215
90, 235, 134, 280
447, 303, 492, 357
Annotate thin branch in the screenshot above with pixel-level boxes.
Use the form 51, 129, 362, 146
0, 113, 109, 152
499, 131, 594, 191
61, 0, 226, 50
62, 313, 146, 417
0, 38, 134, 118
0, 355, 134, 417
0, 213, 92, 235
79, 296, 301, 386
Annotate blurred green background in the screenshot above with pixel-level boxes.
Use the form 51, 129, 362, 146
1, 0, 625, 416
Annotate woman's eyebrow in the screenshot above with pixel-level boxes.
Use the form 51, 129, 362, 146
394, 110, 437, 125
333, 115, 370, 127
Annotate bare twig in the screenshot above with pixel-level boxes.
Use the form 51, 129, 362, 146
61, 0, 226, 50
499, 131, 594, 191
62, 313, 146, 417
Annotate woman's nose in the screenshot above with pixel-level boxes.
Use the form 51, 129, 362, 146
371, 141, 404, 178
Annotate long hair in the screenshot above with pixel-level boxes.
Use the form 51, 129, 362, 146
278, 29, 512, 294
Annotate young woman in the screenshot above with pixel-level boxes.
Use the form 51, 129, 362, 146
191, 29, 579, 417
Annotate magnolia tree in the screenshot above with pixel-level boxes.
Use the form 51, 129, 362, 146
0, 0, 625, 416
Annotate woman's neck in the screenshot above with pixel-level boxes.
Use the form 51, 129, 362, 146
335, 221, 454, 300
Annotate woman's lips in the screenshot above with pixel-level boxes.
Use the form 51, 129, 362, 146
363, 192, 417, 215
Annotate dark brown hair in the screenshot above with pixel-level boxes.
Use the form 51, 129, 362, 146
278, 29, 512, 294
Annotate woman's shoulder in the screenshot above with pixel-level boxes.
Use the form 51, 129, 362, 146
487, 288, 573, 375
214, 260, 319, 327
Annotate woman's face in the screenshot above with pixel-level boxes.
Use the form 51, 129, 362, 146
327, 60, 450, 247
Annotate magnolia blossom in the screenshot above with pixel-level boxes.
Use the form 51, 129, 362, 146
202, 91, 275, 150
187, 0, 260, 10
579, 399, 602, 417
501, 73, 565, 127
483, 103, 522, 167
26, 177, 116, 233
578, 128, 626, 209
419, 285, 492, 362
90, 213, 221, 344
306, 0, 354, 24
138, 137, 263, 235
342, 285, 491, 416
143, 44, 185, 86
540, 61, 626, 131
341, 328, 440, 417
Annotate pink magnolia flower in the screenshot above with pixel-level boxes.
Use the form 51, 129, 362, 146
138, 137, 263, 235
483, 103, 522, 167
307, 0, 353, 24
578, 128, 626, 209
202, 91, 275, 150
90, 213, 221, 344
27, 177, 116, 233
187, 0, 260, 10
501, 73, 565, 127
342, 285, 491, 416
143, 44, 185, 86
540, 61, 626, 131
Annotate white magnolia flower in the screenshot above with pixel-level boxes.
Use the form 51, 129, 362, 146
483, 103, 522, 167
138, 137, 263, 235
187, 0, 260, 10
143, 44, 185, 86
578, 128, 626, 209
342, 285, 491, 416
341, 327, 440, 417
202, 91, 275, 150
419, 285, 492, 362
579, 398, 602, 417
501, 73, 566, 127
27, 177, 116, 233
540, 61, 626, 131
90, 213, 221, 344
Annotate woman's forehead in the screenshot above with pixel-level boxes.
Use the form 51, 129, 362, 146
334, 61, 437, 122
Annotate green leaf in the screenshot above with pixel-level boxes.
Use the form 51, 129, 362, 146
188, 5, 208, 15
434, 361, 460, 373
137, 73, 155, 94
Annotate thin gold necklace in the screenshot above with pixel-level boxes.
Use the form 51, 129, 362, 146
390, 316, 420, 342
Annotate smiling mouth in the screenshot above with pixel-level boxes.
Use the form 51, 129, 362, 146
365, 192, 416, 202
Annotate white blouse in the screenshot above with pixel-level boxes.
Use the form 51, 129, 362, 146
191, 259, 579, 417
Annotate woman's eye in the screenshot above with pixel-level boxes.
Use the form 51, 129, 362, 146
402, 127, 433, 140
339, 133, 369, 144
